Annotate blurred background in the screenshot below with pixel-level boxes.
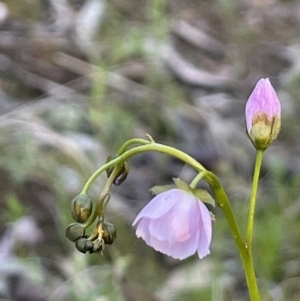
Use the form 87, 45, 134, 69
0, 0, 300, 300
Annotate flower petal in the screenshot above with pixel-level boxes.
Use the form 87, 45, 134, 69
197, 201, 212, 259
144, 232, 199, 260
148, 194, 200, 242
133, 187, 213, 260
245, 78, 281, 134
133, 189, 185, 225
164, 235, 199, 260
135, 218, 151, 240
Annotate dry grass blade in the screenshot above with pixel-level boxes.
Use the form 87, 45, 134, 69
171, 20, 224, 56
162, 46, 234, 89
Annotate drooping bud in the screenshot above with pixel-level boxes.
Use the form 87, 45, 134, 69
102, 222, 116, 245
114, 162, 130, 186
71, 193, 93, 223
105, 155, 130, 185
75, 238, 94, 254
65, 223, 85, 242
245, 78, 281, 150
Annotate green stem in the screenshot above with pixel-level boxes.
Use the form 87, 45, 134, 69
247, 150, 264, 246
241, 249, 260, 301
189, 171, 206, 189
205, 171, 244, 249
83, 165, 122, 229
205, 171, 260, 301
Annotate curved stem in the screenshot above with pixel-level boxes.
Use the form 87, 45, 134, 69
247, 150, 264, 246
205, 171, 245, 255
82, 143, 207, 194
117, 138, 151, 155
189, 171, 206, 189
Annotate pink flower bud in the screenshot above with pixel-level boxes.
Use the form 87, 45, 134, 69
245, 78, 281, 150
132, 189, 212, 260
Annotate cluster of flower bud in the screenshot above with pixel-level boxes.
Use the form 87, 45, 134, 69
65, 157, 130, 254
65, 220, 116, 254
66, 193, 116, 254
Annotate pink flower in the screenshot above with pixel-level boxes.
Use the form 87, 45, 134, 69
132, 188, 212, 260
245, 78, 281, 150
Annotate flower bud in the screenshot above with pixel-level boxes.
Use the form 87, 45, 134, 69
75, 238, 94, 254
245, 78, 281, 150
114, 162, 130, 186
71, 193, 93, 223
65, 223, 85, 242
102, 222, 116, 245
105, 155, 130, 186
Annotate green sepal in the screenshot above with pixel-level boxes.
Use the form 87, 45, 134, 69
172, 178, 191, 191
192, 189, 215, 207
150, 184, 176, 195
150, 178, 190, 195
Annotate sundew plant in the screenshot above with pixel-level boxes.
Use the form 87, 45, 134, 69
66, 78, 281, 301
